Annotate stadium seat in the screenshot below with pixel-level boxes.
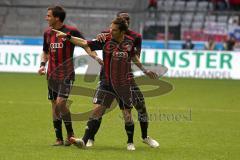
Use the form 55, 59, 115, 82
217, 15, 228, 23
163, 0, 175, 11
171, 13, 181, 23
0, 7, 8, 16
183, 12, 194, 22
0, 0, 11, 5
194, 13, 205, 23
192, 22, 203, 30
186, 1, 197, 11
197, 1, 209, 11
12, 0, 38, 6
206, 15, 216, 22
173, 1, 185, 11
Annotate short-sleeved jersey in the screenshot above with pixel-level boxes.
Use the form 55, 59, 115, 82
102, 29, 142, 56
43, 25, 84, 81
88, 35, 136, 86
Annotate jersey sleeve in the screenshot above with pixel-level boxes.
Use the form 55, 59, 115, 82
43, 31, 50, 54
134, 34, 142, 57
71, 29, 85, 39
87, 40, 104, 51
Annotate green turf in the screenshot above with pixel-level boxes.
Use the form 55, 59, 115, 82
0, 73, 239, 160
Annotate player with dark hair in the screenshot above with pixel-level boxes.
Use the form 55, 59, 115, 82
52, 17, 158, 150
38, 5, 85, 146
87, 11, 160, 148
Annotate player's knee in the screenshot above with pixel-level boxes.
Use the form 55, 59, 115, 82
135, 103, 147, 113
134, 102, 146, 111
56, 97, 67, 106
123, 109, 133, 123
91, 105, 106, 119
125, 121, 134, 126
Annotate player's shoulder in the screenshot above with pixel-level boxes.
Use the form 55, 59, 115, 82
43, 27, 52, 35
127, 29, 142, 39
125, 34, 135, 42
64, 25, 79, 32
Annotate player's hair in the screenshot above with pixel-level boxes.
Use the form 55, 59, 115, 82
48, 6, 66, 22
112, 17, 128, 32
116, 11, 128, 17
116, 11, 130, 25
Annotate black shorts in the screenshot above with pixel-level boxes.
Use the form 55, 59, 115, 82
47, 79, 73, 100
93, 83, 133, 109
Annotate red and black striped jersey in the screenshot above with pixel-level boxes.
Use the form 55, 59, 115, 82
102, 29, 142, 56
87, 35, 136, 86
43, 25, 84, 81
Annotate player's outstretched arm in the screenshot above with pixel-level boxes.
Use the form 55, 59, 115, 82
52, 29, 103, 65
52, 29, 88, 47
132, 55, 158, 79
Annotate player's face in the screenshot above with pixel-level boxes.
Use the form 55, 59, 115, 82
110, 23, 124, 40
45, 10, 57, 27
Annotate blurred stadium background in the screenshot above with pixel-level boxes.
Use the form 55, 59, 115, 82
0, 0, 240, 160
1, 0, 240, 48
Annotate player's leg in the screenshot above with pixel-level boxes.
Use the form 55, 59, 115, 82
82, 104, 107, 145
56, 80, 75, 145
71, 84, 115, 148
51, 100, 64, 146
86, 117, 102, 147
131, 85, 159, 148
121, 106, 135, 151
48, 79, 63, 146
114, 85, 135, 150
86, 85, 115, 147
71, 104, 108, 148
56, 97, 74, 140
131, 85, 148, 139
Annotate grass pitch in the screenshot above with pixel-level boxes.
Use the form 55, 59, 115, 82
0, 73, 239, 160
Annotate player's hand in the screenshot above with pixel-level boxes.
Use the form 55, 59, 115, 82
144, 70, 158, 79
38, 66, 46, 75
96, 33, 109, 43
52, 29, 67, 38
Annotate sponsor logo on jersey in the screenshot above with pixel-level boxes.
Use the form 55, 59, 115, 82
113, 51, 128, 58
50, 42, 64, 49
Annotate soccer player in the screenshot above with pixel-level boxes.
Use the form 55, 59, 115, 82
38, 6, 85, 146
52, 17, 158, 150
87, 11, 160, 148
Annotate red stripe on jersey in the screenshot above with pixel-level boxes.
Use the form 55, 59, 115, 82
104, 52, 110, 83
66, 40, 73, 80
48, 33, 57, 79
57, 36, 63, 69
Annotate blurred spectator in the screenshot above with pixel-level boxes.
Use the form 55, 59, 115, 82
204, 37, 217, 50
233, 42, 240, 51
212, 0, 228, 10
147, 0, 158, 10
229, 0, 240, 11
224, 35, 236, 51
147, 0, 158, 18
182, 36, 194, 49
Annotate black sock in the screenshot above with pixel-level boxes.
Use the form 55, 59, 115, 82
89, 118, 102, 141
82, 119, 101, 144
61, 112, 74, 137
138, 112, 148, 139
53, 119, 63, 140
125, 122, 134, 143
140, 121, 148, 139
